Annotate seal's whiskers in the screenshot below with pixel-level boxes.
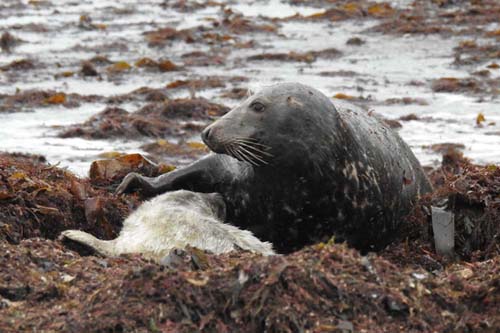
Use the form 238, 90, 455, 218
237, 145, 268, 165
220, 137, 271, 166
230, 143, 258, 166
236, 137, 272, 149
235, 140, 273, 157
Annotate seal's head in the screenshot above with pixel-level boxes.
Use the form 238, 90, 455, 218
202, 82, 340, 170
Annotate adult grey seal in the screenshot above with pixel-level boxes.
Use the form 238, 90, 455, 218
61, 190, 274, 260
116, 82, 432, 253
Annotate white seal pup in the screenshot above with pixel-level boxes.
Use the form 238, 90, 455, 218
61, 190, 274, 261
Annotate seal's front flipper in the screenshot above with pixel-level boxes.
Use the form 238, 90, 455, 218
116, 154, 249, 197
115, 172, 156, 196
60, 230, 116, 257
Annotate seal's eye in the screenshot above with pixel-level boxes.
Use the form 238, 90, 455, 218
250, 101, 265, 113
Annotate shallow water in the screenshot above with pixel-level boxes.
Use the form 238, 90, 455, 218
0, 0, 499, 175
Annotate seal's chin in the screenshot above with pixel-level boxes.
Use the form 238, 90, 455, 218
202, 137, 245, 164
203, 139, 225, 155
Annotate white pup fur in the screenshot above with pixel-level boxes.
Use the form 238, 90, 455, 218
61, 190, 274, 261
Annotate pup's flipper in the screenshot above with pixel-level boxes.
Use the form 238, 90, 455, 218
60, 230, 116, 257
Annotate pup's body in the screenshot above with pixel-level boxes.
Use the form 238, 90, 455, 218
61, 190, 274, 261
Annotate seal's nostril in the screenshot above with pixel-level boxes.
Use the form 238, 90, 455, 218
202, 127, 211, 142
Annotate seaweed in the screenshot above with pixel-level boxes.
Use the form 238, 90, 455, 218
0, 152, 498, 332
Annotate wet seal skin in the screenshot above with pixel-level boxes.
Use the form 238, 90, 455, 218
116, 82, 432, 253
61, 190, 274, 260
